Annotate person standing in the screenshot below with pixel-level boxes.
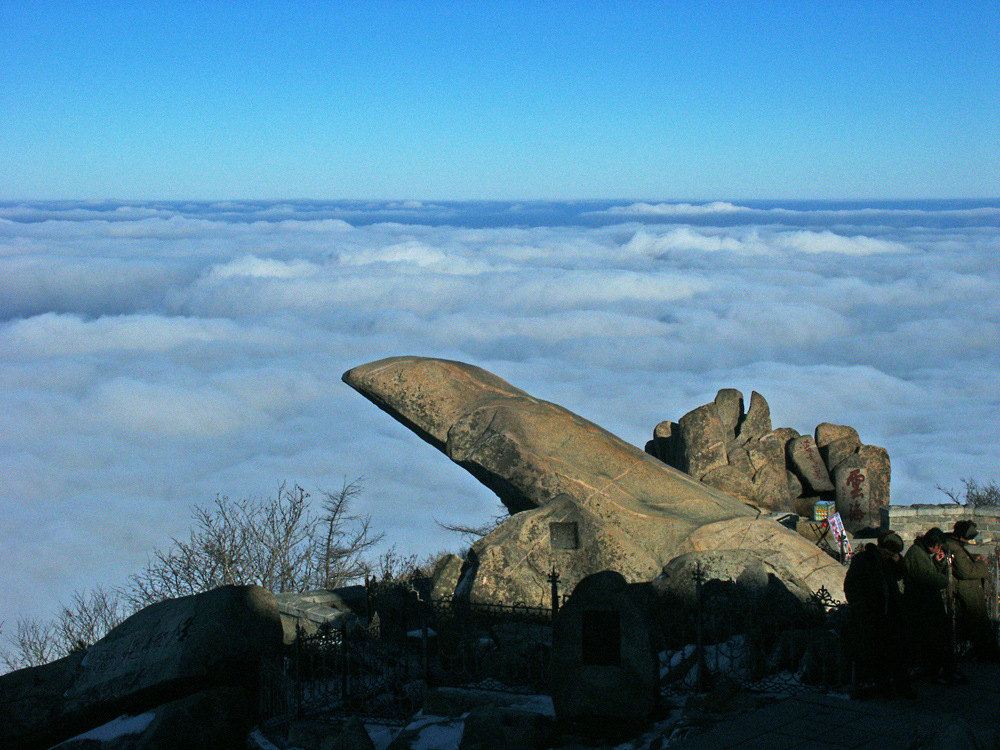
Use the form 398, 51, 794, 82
903, 527, 961, 683
943, 521, 999, 660
844, 531, 912, 698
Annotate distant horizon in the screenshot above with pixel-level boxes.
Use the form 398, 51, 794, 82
4, 196, 1000, 204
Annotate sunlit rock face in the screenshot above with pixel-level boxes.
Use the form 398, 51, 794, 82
343, 356, 845, 603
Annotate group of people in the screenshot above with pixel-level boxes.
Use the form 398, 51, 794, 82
844, 520, 998, 699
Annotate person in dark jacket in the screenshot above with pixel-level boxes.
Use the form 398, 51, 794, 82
844, 531, 913, 698
903, 527, 961, 683
943, 521, 999, 660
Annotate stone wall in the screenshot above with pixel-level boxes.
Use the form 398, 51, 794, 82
882, 504, 1000, 548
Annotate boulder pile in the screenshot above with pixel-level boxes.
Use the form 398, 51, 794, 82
644, 389, 889, 533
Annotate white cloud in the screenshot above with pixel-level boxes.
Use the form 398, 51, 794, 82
206, 256, 320, 280
0, 199, 997, 630
624, 227, 746, 254
622, 227, 908, 257
776, 229, 907, 255
599, 201, 749, 216
0, 313, 246, 357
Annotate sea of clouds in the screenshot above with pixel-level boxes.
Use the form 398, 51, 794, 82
1, 199, 998, 625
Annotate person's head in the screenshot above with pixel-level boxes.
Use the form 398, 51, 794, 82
921, 527, 946, 554
953, 520, 978, 541
877, 531, 904, 559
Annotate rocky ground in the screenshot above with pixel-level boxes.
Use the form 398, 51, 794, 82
247, 659, 1000, 749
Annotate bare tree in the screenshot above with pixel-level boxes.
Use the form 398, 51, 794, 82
317, 478, 380, 588
127, 480, 381, 608
435, 500, 508, 544
938, 478, 1000, 508
371, 546, 420, 582
56, 586, 132, 654
1, 618, 61, 671
0, 586, 133, 672
2, 479, 382, 673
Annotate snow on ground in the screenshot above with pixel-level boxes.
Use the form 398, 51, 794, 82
365, 722, 400, 750
247, 728, 283, 750
55, 711, 156, 744
397, 713, 468, 750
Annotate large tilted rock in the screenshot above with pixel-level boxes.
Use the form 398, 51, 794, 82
344, 357, 845, 602
676, 404, 729, 478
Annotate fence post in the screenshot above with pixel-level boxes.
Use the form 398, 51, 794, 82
340, 620, 349, 706
421, 603, 430, 683
293, 621, 303, 718
945, 555, 958, 658
548, 567, 561, 616
994, 548, 1000, 623
693, 561, 710, 692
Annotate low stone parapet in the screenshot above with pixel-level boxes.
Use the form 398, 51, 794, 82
882, 503, 1000, 548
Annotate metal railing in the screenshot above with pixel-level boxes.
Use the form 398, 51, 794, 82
657, 563, 848, 695
262, 575, 563, 723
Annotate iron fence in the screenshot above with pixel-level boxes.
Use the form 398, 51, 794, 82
264, 549, 1000, 727
987, 547, 1000, 624
657, 564, 849, 695
261, 583, 560, 724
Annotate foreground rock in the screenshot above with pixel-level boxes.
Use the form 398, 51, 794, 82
646, 390, 890, 533
345, 357, 845, 603
0, 585, 283, 750
51, 686, 253, 750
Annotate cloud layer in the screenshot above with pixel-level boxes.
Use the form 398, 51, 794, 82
1, 200, 998, 625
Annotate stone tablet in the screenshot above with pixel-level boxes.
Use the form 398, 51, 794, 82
275, 589, 355, 644
820, 436, 860, 474
858, 444, 891, 515
834, 457, 875, 532
788, 436, 834, 493
551, 571, 658, 728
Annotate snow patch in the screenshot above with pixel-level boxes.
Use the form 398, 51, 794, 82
58, 712, 156, 743
248, 728, 283, 750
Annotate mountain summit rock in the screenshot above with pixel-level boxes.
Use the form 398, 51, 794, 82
343, 356, 845, 603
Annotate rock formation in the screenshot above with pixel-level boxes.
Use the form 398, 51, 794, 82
343, 357, 845, 603
644, 390, 890, 533
0, 585, 283, 749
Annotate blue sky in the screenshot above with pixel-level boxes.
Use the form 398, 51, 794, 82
2, 2, 998, 199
